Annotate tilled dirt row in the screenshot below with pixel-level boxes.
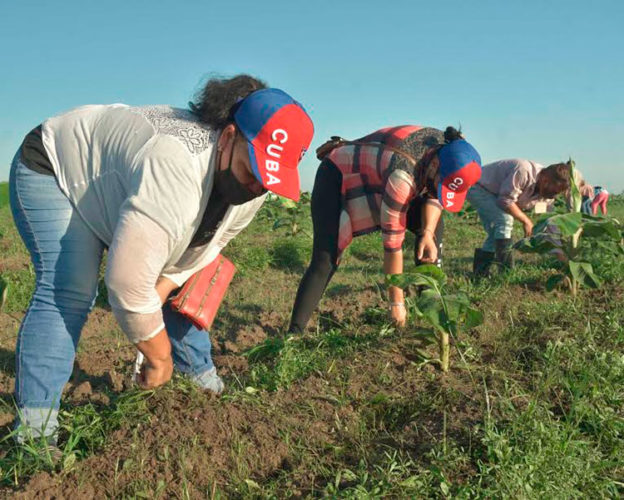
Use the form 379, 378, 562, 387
0, 281, 536, 498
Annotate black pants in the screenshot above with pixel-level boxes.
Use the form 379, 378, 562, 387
288, 162, 443, 333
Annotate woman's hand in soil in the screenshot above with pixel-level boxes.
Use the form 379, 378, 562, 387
523, 219, 534, 237
135, 329, 173, 389
417, 231, 438, 264
389, 302, 407, 328
137, 355, 174, 389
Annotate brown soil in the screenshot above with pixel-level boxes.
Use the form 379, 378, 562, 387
0, 255, 30, 274
0, 268, 493, 497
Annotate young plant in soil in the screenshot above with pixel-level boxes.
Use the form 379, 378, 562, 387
386, 265, 483, 372
258, 192, 311, 237
515, 160, 624, 296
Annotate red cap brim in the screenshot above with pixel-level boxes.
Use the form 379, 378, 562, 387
438, 184, 468, 212
248, 142, 301, 201
438, 161, 481, 212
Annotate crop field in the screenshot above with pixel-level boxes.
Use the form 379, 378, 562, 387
0, 183, 8, 209
0, 183, 623, 498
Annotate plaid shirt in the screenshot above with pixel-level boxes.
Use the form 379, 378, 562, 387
325, 125, 441, 261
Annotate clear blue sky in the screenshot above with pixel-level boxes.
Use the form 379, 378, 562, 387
1, 0, 623, 192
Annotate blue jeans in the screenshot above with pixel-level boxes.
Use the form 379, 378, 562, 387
9, 155, 219, 442
466, 185, 514, 252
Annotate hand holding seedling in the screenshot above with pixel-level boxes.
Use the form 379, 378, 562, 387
136, 355, 174, 389
389, 302, 407, 327
505, 201, 534, 237
416, 231, 438, 264
417, 202, 442, 264
386, 265, 483, 372
135, 329, 174, 389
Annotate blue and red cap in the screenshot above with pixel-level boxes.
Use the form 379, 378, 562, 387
233, 88, 314, 201
437, 139, 482, 212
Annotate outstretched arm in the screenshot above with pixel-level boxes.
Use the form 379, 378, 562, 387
380, 170, 418, 327
106, 209, 175, 389
417, 200, 442, 263
504, 202, 533, 237
384, 250, 406, 327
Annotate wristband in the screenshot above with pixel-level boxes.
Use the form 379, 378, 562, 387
389, 301, 404, 308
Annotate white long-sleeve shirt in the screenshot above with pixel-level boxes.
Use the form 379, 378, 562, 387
477, 159, 546, 210
42, 104, 266, 342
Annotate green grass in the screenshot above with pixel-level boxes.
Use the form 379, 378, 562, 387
244, 326, 389, 392
0, 193, 623, 497
0, 183, 8, 209
269, 236, 309, 272
0, 268, 35, 313
0, 388, 154, 485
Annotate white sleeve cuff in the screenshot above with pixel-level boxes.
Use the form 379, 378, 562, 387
112, 308, 165, 343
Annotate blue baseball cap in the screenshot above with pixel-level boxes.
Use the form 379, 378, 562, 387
233, 88, 314, 201
437, 139, 482, 212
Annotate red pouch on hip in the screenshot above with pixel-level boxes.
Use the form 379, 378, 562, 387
169, 255, 236, 331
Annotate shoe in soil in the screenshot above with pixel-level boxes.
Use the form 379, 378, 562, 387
190, 367, 224, 394
494, 238, 514, 269
473, 248, 495, 278
36, 443, 63, 464
19, 439, 63, 465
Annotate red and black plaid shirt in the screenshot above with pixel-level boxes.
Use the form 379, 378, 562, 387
325, 125, 441, 261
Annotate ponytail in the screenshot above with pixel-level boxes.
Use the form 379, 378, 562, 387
443, 126, 463, 143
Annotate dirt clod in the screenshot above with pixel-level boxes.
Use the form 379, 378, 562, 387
106, 369, 124, 393
71, 381, 93, 401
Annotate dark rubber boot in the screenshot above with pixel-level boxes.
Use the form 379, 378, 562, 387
495, 238, 514, 269
473, 248, 495, 277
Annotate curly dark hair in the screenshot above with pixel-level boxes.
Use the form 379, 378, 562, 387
188, 74, 268, 130
543, 161, 572, 192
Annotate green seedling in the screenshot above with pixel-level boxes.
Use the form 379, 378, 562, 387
258, 192, 311, 237
456, 203, 477, 220
386, 265, 483, 372
515, 160, 624, 296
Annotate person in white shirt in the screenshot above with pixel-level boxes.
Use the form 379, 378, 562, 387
9, 75, 314, 444
466, 159, 571, 275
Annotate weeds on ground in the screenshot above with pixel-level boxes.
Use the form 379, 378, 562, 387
478, 334, 624, 498
0, 267, 34, 313
0, 389, 153, 487
270, 237, 308, 272
225, 239, 271, 276
244, 327, 385, 391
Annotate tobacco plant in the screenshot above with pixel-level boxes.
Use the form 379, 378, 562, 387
515, 160, 624, 295
386, 265, 483, 372
258, 192, 312, 237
